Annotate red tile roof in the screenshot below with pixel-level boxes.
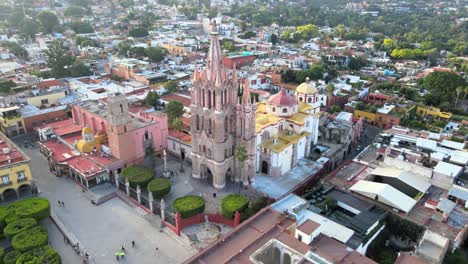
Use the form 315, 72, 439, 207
0, 134, 27, 167
161, 93, 191, 108
297, 219, 320, 235
68, 156, 105, 179
168, 129, 192, 143
39, 139, 78, 162
39, 119, 82, 136
268, 88, 297, 107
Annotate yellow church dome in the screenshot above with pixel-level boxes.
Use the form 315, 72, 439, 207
296, 78, 318, 95
82, 127, 93, 134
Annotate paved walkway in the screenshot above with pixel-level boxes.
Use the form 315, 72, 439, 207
13, 135, 197, 264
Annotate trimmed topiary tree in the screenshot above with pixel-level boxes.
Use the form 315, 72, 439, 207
221, 194, 249, 219
147, 178, 171, 198
121, 166, 154, 188
0, 247, 4, 264
0, 207, 8, 231
3, 198, 50, 224
15, 198, 50, 222
172, 195, 205, 218
12, 226, 48, 252
3, 250, 21, 264
16, 245, 61, 264
3, 218, 37, 239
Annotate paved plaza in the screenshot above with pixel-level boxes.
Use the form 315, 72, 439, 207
11, 135, 197, 264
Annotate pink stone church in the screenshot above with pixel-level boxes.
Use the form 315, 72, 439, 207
38, 92, 168, 188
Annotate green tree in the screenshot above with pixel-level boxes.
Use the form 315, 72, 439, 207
423, 72, 466, 107
129, 28, 149, 38
334, 24, 346, 38
64, 6, 87, 19
0, 79, 16, 93
145, 90, 160, 108
0, 42, 28, 59
46, 41, 90, 78
20, 18, 39, 40
165, 100, 184, 124
68, 22, 94, 34
235, 145, 248, 188
270, 34, 278, 45
383, 38, 396, 51
455, 86, 464, 106
171, 117, 185, 172
164, 81, 178, 93
145, 47, 167, 63
222, 40, 236, 52
348, 56, 368, 71
37, 11, 59, 34
296, 24, 318, 40
7, 11, 25, 27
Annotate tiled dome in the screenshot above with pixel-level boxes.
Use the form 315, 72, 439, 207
268, 88, 297, 107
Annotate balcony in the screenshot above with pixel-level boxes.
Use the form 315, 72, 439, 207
17, 177, 28, 183
0, 181, 12, 187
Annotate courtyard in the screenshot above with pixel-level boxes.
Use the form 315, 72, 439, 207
9, 135, 197, 264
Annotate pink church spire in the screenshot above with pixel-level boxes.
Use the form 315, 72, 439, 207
205, 20, 225, 84
242, 79, 252, 105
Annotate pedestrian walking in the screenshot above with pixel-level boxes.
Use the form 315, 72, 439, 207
85, 253, 89, 259
131, 240, 135, 248
120, 251, 125, 259
121, 245, 125, 252
115, 252, 120, 260
61, 201, 65, 207
155, 247, 159, 252
58, 200, 61, 206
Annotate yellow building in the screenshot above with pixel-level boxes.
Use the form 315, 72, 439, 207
0, 132, 33, 201
416, 106, 452, 119
0, 106, 25, 137
26, 88, 68, 108
354, 110, 376, 123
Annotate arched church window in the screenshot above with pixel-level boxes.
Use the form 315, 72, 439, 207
120, 104, 124, 113
208, 90, 212, 109
225, 117, 228, 133
202, 89, 205, 107
208, 119, 212, 134
282, 108, 287, 113
196, 115, 200, 130
299, 97, 303, 102
144, 131, 149, 140
307, 97, 312, 103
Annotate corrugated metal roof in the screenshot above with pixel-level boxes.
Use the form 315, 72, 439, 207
448, 185, 468, 201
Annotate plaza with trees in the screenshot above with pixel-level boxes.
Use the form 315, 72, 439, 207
0, 198, 61, 264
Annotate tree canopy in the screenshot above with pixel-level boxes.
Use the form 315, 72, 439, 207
46, 41, 91, 78
129, 28, 149, 38
165, 100, 184, 124
422, 72, 466, 107
37, 11, 59, 34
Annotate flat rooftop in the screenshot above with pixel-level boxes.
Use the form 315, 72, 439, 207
252, 158, 324, 200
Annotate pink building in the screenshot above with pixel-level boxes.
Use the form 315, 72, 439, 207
38, 93, 168, 188
71, 93, 168, 165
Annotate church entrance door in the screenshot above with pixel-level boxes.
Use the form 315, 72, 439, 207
200, 164, 213, 185
261, 161, 269, 175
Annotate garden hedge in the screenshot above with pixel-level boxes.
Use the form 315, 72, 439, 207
3, 250, 20, 264
3, 218, 37, 239
0, 247, 3, 264
12, 226, 48, 252
121, 166, 154, 188
147, 178, 171, 198
221, 194, 249, 219
172, 195, 205, 218
0, 207, 8, 230
2, 198, 50, 224
16, 246, 61, 264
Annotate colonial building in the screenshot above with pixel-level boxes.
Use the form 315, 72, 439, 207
190, 22, 256, 189
255, 79, 322, 177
